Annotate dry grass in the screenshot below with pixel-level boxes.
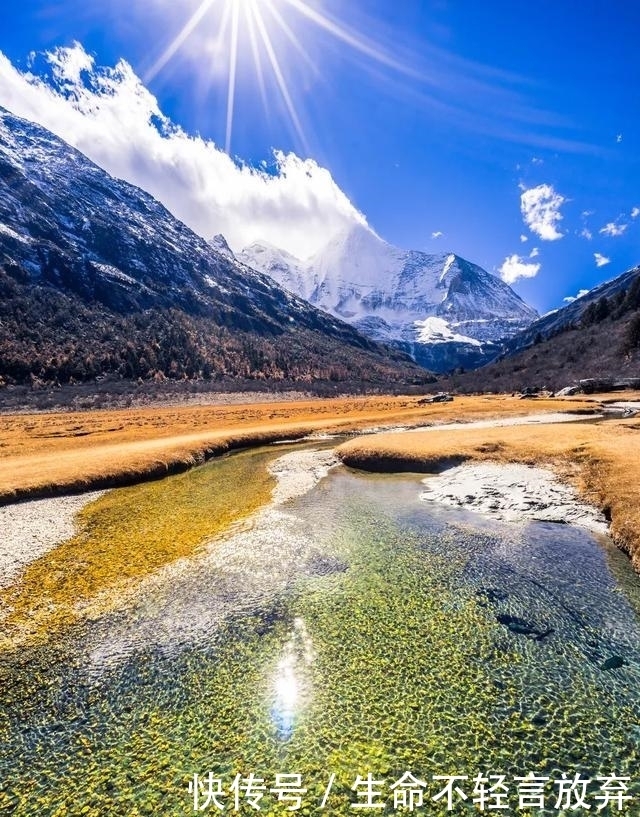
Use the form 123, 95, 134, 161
0, 394, 592, 503
337, 417, 640, 571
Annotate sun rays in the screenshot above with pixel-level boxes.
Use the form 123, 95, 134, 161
144, 0, 218, 85
143, 0, 408, 155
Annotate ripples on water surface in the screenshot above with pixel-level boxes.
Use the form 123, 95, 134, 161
1, 452, 640, 815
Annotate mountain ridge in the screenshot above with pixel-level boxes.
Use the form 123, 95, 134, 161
0, 106, 430, 389
240, 224, 538, 372
435, 263, 640, 393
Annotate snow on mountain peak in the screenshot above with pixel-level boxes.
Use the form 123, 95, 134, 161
239, 241, 311, 300
240, 226, 538, 372
310, 224, 406, 292
440, 254, 456, 282
209, 233, 235, 259
414, 316, 481, 346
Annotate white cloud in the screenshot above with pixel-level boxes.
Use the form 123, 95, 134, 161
631, 207, 640, 219
47, 44, 95, 84
594, 253, 611, 267
519, 234, 528, 242
520, 183, 565, 241
0, 45, 367, 259
529, 246, 539, 258
580, 228, 593, 240
599, 221, 627, 237
616, 133, 623, 143
564, 288, 590, 303
498, 254, 541, 284
431, 230, 443, 239
581, 210, 594, 217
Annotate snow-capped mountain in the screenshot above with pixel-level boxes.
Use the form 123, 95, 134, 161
208, 233, 235, 259
0, 106, 427, 387
238, 241, 311, 300
240, 224, 538, 371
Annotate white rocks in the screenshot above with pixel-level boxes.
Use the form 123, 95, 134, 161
407, 411, 602, 433
0, 492, 103, 588
420, 462, 608, 535
268, 449, 339, 505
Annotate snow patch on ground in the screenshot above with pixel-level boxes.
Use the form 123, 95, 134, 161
420, 462, 608, 534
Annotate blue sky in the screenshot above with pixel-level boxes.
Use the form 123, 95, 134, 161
1, 0, 639, 314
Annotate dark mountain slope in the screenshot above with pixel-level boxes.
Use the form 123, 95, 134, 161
437, 267, 640, 393
506, 265, 640, 353
0, 108, 429, 388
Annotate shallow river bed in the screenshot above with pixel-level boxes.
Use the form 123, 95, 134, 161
1, 447, 639, 815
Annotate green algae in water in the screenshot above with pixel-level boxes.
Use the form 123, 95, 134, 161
0, 445, 280, 647
2, 464, 640, 815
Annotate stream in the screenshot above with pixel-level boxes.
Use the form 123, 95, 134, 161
1, 443, 639, 815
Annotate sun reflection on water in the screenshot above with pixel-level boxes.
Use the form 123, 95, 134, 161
271, 616, 315, 739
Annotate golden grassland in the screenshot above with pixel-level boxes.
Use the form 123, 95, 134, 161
337, 416, 640, 571
0, 393, 594, 503
0, 392, 626, 651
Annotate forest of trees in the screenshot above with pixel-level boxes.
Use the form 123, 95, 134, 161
580, 275, 640, 335
439, 273, 640, 394
0, 267, 430, 388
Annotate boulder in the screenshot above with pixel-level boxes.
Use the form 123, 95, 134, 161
419, 392, 453, 404
579, 378, 614, 394
556, 385, 581, 397
613, 378, 640, 390
580, 377, 640, 394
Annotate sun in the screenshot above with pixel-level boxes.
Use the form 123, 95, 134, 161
144, 0, 406, 156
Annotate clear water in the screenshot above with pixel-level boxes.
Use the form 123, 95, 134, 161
1, 458, 639, 815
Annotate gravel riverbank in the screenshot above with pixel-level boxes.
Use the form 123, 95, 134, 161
0, 492, 103, 588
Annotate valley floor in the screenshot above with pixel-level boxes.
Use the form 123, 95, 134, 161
2, 391, 639, 578
337, 401, 640, 572
1, 391, 639, 651
0, 393, 596, 504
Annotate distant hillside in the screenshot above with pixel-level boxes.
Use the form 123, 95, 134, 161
0, 107, 430, 390
438, 267, 640, 393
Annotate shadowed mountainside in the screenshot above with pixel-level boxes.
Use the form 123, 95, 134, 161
0, 107, 430, 390
437, 267, 640, 393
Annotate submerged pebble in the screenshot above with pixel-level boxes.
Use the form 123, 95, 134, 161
2, 451, 640, 815
601, 655, 626, 671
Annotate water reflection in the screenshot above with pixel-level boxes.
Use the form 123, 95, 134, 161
4, 459, 640, 815
273, 653, 299, 738
271, 617, 315, 739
